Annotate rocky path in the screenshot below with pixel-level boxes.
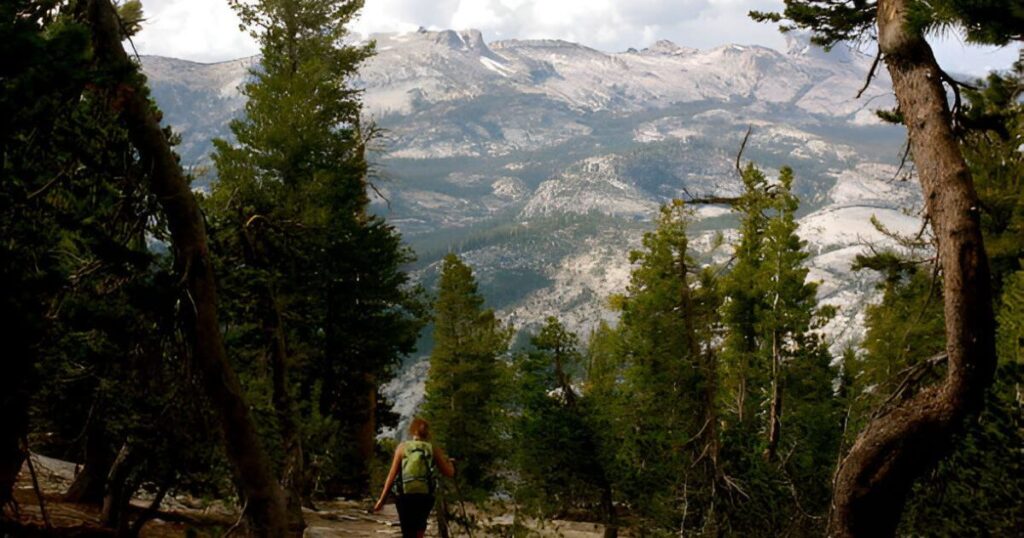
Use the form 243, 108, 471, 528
6, 454, 609, 537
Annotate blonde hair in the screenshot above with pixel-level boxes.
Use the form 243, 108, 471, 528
408, 417, 430, 440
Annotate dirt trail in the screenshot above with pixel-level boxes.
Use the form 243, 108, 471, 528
5, 454, 609, 537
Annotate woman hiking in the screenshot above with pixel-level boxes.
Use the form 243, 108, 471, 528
373, 417, 456, 538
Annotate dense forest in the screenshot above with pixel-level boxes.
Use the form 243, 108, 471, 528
1, 0, 1021, 537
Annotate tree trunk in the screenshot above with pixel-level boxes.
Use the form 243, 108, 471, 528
599, 478, 618, 538
267, 291, 305, 536
828, 1, 997, 535
0, 402, 28, 512
101, 443, 134, 532
85, 1, 288, 535
239, 217, 306, 534
65, 411, 114, 505
0, 311, 36, 509
700, 343, 720, 474
764, 329, 782, 461
436, 495, 451, 538
353, 373, 377, 494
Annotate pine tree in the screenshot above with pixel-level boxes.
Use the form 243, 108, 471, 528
720, 165, 773, 427
961, 59, 1024, 297
751, 3, 1009, 533
510, 318, 616, 534
423, 254, 511, 498
849, 255, 945, 424
718, 165, 839, 533
2, 2, 232, 527
604, 201, 720, 530
757, 167, 833, 462
208, 0, 423, 506
862, 61, 1024, 537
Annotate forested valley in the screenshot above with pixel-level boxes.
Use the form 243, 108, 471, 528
1, 0, 1021, 537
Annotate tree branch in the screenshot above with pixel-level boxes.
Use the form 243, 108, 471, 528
856, 49, 883, 99
735, 125, 753, 176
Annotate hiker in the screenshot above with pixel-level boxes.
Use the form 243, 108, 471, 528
373, 417, 456, 538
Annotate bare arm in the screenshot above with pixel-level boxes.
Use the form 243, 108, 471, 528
373, 444, 404, 512
433, 445, 456, 478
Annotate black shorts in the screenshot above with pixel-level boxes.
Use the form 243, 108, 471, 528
395, 493, 435, 537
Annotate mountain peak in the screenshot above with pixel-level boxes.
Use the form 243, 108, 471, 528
784, 30, 853, 63
430, 29, 488, 51
641, 39, 693, 56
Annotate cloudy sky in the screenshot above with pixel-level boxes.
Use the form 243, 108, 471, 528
134, 0, 1019, 76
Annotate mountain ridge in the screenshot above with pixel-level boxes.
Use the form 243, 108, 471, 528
139, 29, 918, 424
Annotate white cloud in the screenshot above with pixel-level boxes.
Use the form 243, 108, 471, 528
136, 0, 1018, 76
135, 0, 257, 63
450, 0, 503, 30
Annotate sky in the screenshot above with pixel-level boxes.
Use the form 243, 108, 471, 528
133, 0, 1020, 76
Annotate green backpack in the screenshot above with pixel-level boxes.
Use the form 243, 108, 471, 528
397, 440, 435, 496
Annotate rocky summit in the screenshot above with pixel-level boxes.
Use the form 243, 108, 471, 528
141, 29, 922, 420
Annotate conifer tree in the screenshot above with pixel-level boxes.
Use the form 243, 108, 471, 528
3, 3, 275, 531
511, 318, 616, 535
208, 0, 423, 508
718, 165, 839, 532
850, 62, 1024, 536
720, 166, 773, 427
75, 0, 293, 532
757, 167, 832, 462
423, 254, 511, 498
751, 3, 1010, 533
606, 202, 719, 530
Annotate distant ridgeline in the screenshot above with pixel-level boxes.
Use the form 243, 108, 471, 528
142, 29, 914, 366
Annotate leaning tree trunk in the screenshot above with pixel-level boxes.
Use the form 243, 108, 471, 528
85, 1, 288, 535
828, 1, 997, 536
65, 406, 114, 505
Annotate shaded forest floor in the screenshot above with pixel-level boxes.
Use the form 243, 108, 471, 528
6, 454, 611, 537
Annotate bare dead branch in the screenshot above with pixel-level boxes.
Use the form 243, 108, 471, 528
891, 140, 913, 182
128, 482, 171, 538
685, 195, 742, 205
856, 49, 883, 99
871, 353, 949, 421
367, 181, 391, 209
26, 170, 68, 200
735, 125, 753, 176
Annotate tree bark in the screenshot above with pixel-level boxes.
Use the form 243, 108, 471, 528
0, 305, 37, 510
764, 329, 782, 461
239, 217, 306, 534
65, 411, 114, 505
599, 479, 618, 538
261, 286, 305, 535
828, 1, 997, 536
0, 399, 28, 513
100, 443, 134, 532
85, 1, 288, 535
353, 373, 377, 494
